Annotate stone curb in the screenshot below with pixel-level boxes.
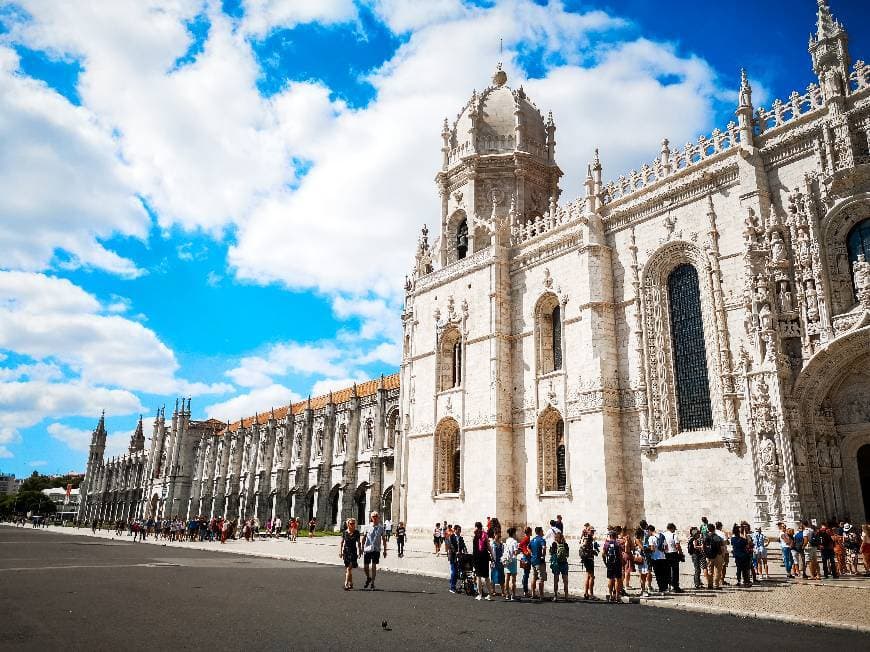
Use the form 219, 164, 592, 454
8, 525, 868, 632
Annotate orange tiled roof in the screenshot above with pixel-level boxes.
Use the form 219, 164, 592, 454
224, 372, 400, 433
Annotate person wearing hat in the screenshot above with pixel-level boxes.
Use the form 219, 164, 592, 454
579, 523, 598, 600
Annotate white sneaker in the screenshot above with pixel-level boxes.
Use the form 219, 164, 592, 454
475, 594, 483, 601
484, 595, 493, 601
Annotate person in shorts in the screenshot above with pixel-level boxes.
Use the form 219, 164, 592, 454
339, 518, 362, 590
579, 524, 598, 600
549, 530, 570, 601
362, 511, 388, 590
529, 526, 548, 601
433, 522, 443, 556
602, 529, 624, 603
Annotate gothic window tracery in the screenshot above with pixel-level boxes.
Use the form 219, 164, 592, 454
434, 418, 460, 495
668, 264, 714, 431
537, 408, 566, 493
385, 409, 398, 449
535, 293, 562, 375
439, 327, 462, 391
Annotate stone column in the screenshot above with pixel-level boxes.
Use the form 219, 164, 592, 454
340, 391, 362, 523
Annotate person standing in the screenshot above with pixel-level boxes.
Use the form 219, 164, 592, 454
362, 511, 388, 590
633, 527, 651, 597
395, 521, 407, 558
751, 526, 769, 579
663, 523, 684, 593
339, 518, 362, 590
819, 525, 838, 579
602, 529, 624, 603
686, 527, 707, 590
446, 524, 465, 594
384, 518, 393, 544
714, 521, 731, 585
549, 530, 570, 601
529, 526, 547, 601
518, 526, 532, 599
490, 531, 506, 598
730, 524, 752, 587
579, 524, 598, 600
503, 527, 519, 601
804, 522, 821, 579
646, 525, 668, 594
472, 522, 493, 600
433, 522, 443, 556
703, 526, 724, 589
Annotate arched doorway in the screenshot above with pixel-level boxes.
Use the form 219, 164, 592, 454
859, 444, 870, 521
382, 486, 393, 521
354, 483, 368, 525
328, 485, 341, 529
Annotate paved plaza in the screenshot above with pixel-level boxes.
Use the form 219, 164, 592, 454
1, 526, 868, 650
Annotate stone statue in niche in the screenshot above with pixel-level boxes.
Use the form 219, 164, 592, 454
805, 281, 820, 322
759, 436, 777, 469
792, 435, 807, 466
759, 302, 773, 331
770, 231, 786, 263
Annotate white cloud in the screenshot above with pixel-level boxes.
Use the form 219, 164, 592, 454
227, 342, 348, 388
203, 383, 301, 421
0, 271, 231, 396
27, 459, 47, 467
47, 422, 129, 457
0, 46, 148, 277
240, 0, 357, 37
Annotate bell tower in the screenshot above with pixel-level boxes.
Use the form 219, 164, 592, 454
434, 64, 562, 267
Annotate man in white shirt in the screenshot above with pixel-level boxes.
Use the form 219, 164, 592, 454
363, 511, 388, 590
663, 523, 684, 593
384, 518, 393, 542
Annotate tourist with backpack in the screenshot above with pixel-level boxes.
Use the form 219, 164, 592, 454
729, 524, 752, 587
819, 524, 838, 578
805, 522, 822, 579
579, 524, 598, 600
549, 530, 570, 601
663, 523, 684, 593
646, 525, 668, 593
529, 526, 548, 601
602, 529, 624, 603
502, 527, 519, 600
703, 526, 724, 589
490, 530, 506, 598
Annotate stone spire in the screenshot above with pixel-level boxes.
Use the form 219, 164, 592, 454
809, 0, 850, 102
736, 69, 755, 147
129, 414, 145, 453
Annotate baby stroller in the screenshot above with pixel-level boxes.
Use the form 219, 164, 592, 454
459, 553, 478, 596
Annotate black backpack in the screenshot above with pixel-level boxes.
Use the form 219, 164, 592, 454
810, 531, 821, 547
703, 534, 721, 559
605, 541, 620, 566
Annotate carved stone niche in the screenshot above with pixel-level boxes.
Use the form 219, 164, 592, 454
822, 198, 870, 316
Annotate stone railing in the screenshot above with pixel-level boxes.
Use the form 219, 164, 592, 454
446, 141, 473, 165
601, 126, 742, 205
849, 59, 870, 93
413, 246, 492, 293
510, 202, 583, 246
754, 84, 825, 135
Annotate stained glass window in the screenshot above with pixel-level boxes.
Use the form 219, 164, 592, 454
667, 264, 713, 431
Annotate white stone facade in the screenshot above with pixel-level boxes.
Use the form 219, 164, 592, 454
80, 2, 870, 534
399, 1, 870, 532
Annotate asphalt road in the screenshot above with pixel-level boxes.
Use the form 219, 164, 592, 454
0, 528, 865, 650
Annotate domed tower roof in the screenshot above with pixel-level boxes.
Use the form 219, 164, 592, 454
446, 64, 552, 165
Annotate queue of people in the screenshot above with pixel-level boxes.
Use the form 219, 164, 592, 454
431, 515, 870, 603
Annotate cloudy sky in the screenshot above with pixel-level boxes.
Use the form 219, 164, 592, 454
0, 0, 866, 475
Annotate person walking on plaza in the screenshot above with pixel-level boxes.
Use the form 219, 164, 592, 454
472, 522, 493, 600
340, 518, 363, 590
362, 511, 388, 590
529, 526, 548, 601
433, 522, 443, 556
446, 524, 466, 593
395, 521, 406, 558
602, 529, 624, 603
703, 525, 724, 589
549, 530, 569, 601
579, 524, 598, 600
503, 527, 519, 601
384, 518, 392, 544
663, 523, 683, 593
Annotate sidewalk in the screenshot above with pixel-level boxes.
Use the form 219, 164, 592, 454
9, 523, 870, 632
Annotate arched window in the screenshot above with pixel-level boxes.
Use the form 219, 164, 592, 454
535, 293, 562, 375
847, 219, 870, 300
456, 218, 468, 260
667, 264, 713, 431
435, 418, 460, 495
385, 410, 398, 449
537, 408, 566, 493
439, 328, 462, 391
555, 420, 566, 492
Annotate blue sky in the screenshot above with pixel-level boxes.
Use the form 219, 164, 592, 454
0, 0, 866, 476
